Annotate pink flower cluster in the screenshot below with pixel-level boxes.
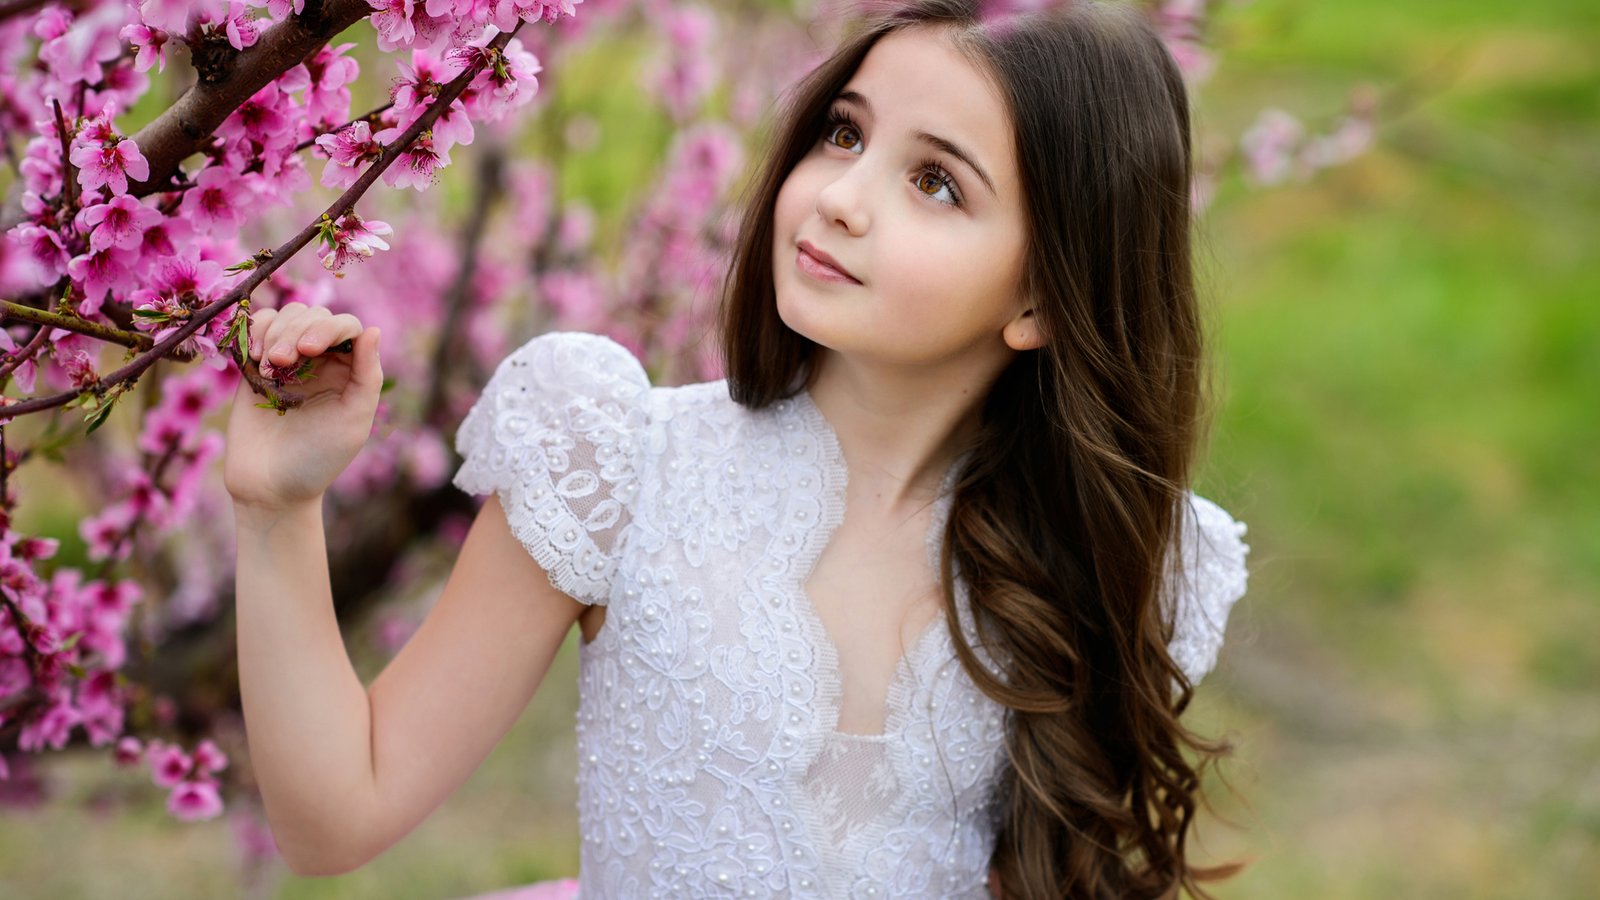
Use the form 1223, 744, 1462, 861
76, 364, 234, 564
0, 528, 139, 758
1239, 87, 1379, 187
117, 735, 231, 822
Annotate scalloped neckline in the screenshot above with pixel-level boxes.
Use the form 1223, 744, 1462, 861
791, 385, 966, 740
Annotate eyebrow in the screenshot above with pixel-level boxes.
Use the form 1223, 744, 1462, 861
834, 90, 998, 198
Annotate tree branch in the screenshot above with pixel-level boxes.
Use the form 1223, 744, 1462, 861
126, 0, 377, 197
0, 24, 525, 424
0, 300, 191, 357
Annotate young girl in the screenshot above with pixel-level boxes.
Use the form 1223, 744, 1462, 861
224, 1, 1250, 897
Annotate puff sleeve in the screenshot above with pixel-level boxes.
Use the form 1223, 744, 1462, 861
452, 331, 651, 606
1164, 493, 1251, 688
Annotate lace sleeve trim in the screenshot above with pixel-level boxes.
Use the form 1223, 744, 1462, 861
451, 332, 652, 606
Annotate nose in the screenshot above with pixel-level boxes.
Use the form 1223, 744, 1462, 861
814, 160, 870, 236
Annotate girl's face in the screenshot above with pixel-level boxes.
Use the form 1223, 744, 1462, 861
772, 27, 1035, 371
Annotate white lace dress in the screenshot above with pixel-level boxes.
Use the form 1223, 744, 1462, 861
451, 332, 1250, 899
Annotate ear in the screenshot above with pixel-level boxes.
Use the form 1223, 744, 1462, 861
1002, 306, 1046, 352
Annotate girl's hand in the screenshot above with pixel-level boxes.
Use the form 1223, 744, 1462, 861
224, 302, 383, 514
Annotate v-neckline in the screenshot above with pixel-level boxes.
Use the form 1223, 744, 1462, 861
790, 384, 967, 740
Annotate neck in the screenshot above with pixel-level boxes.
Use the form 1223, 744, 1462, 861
803, 348, 999, 513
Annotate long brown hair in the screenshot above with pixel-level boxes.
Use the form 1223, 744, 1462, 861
718, 1, 1240, 896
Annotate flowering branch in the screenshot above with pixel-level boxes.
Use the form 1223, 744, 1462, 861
295, 101, 396, 154
0, 24, 525, 424
0, 299, 187, 357
125, 0, 377, 198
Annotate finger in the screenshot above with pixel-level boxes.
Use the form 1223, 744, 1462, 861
265, 308, 331, 367
296, 313, 364, 359
247, 308, 277, 361
346, 326, 382, 395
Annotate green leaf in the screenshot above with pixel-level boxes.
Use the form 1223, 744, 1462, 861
84, 396, 116, 434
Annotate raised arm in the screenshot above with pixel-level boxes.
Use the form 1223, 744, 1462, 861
234, 492, 586, 876
225, 304, 592, 875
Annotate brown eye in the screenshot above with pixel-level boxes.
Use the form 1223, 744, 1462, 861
829, 123, 861, 151
915, 172, 941, 195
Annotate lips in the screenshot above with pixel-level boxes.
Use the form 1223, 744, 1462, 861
796, 240, 860, 283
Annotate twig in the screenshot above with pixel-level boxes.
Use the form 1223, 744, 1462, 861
54, 99, 77, 211
0, 24, 526, 423
295, 101, 395, 154
0, 300, 175, 355
0, 322, 50, 385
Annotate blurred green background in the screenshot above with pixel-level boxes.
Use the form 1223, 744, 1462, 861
3, 0, 1598, 896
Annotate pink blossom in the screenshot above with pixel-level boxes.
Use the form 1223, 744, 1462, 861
217, 81, 295, 148
31, 6, 72, 41
1240, 108, 1305, 186
482, 0, 582, 30
300, 42, 361, 127
69, 137, 151, 196
315, 120, 384, 189
129, 255, 226, 308
18, 696, 81, 752
77, 671, 124, 746
138, 214, 196, 258
120, 23, 171, 74
138, 0, 201, 34
77, 195, 165, 253
229, 809, 280, 863
368, 0, 418, 51
372, 125, 451, 190
19, 141, 63, 197
168, 778, 224, 821
58, 347, 100, 392
149, 743, 192, 788
461, 37, 542, 122
84, 576, 142, 621
66, 245, 136, 316
393, 48, 465, 111
193, 739, 229, 774
114, 736, 144, 766
195, 1, 262, 51
79, 502, 135, 564
1155, 0, 1215, 85
10, 223, 71, 285
320, 212, 394, 270
178, 166, 251, 233
0, 328, 33, 393
37, 4, 125, 87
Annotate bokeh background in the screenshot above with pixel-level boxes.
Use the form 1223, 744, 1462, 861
2, 0, 1596, 897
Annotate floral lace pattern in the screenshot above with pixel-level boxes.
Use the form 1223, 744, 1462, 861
452, 332, 1251, 898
